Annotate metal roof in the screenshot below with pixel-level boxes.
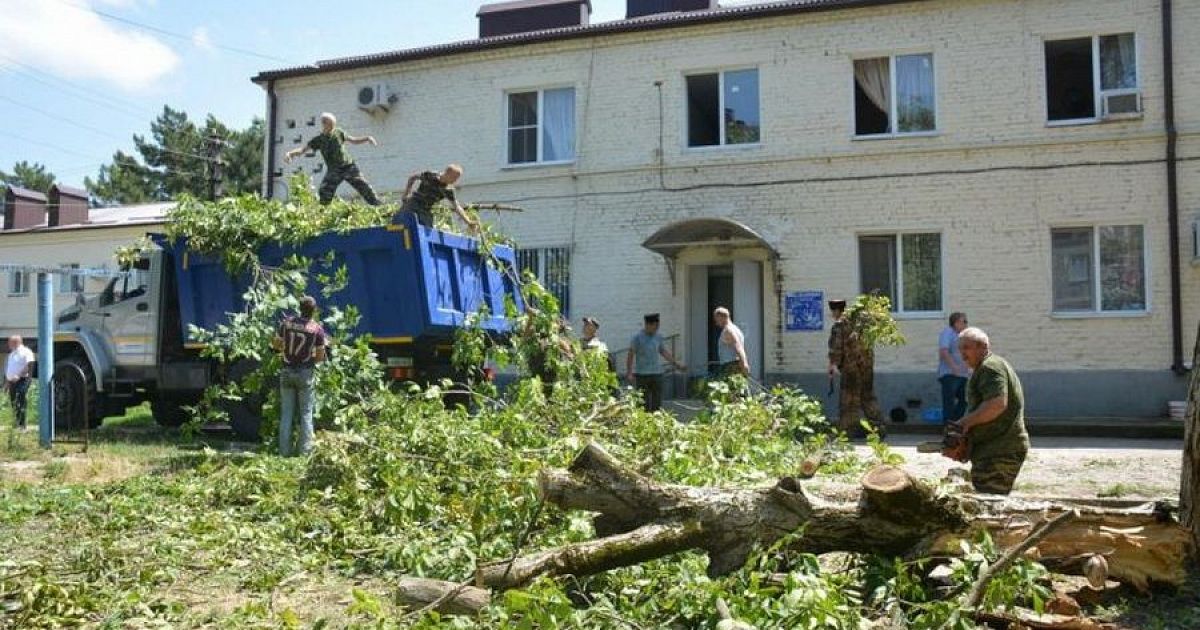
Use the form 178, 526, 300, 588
252, 0, 919, 83
49, 183, 89, 199
642, 217, 778, 258
4, 186, 48, 202
0, 202, 172, 236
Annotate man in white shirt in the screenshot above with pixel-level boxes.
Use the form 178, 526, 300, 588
5, 336, 36, 429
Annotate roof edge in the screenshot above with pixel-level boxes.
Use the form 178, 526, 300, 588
252, 0, 918, 84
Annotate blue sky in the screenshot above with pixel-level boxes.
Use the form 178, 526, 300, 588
0, 0, 632, 187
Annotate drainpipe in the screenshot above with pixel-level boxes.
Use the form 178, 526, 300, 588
1162, 0, 1185, 373
265, 79, 278, 199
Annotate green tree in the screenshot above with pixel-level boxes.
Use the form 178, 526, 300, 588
85, 106, 263, 204
0, 160, 56, 192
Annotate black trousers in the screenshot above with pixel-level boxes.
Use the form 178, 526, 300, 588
7, 377, 30, 428
319, 163, 380, 206
635, 374, 663, 412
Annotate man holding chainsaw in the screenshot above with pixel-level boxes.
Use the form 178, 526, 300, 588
950, 327, 1029, 495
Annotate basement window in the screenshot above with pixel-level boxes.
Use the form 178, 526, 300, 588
686, 68, 761, 147
517, 247, 571, 317
506, 88, 576, 165
858, 233, 942, 314
1051, 226, 1146, 313
1045, 33, 1138, 123
854, 53, 937, 137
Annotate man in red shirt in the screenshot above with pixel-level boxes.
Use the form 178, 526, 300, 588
271, 296, 327, 456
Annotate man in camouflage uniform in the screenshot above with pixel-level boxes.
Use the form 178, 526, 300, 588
397, 164, 479, 232
827, 299, 883, 437
284, 112, 381, 206
956, 327, 1029, 494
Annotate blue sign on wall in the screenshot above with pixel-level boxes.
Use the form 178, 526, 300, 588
785, 291, 824, 332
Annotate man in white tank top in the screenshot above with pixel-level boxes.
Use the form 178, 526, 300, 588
713, 307, 749, 378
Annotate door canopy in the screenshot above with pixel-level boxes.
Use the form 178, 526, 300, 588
642, 218, 778, 258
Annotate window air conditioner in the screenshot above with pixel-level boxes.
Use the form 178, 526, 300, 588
357, 84, 394, 113
1101, 89, 1142, 119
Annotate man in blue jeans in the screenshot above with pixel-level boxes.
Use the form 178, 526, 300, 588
937, 311, 970, 422
272, 296, 327, 457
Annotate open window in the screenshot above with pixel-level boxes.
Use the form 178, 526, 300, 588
1045, 33, 1139, 123
854, 53, 936, 137
686, 69, 761, 147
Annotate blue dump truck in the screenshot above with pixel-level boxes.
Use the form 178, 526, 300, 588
51, 213, 524, 439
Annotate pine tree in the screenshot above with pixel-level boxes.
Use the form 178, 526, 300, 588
0, 160, 56, 192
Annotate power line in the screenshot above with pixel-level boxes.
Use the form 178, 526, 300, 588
0, 55, 151, 120
50, 0, 293, 64
0, 131, 97, 160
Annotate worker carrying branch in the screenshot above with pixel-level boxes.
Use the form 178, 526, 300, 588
284, 112, 381, 206
396, 164, 479, 233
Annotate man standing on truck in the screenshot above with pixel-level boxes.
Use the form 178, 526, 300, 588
4, 336, 35, 430
283, 112, 381, 206
396, 164, 479, 233
626, 314, 685, 412
271, 296, 327, 457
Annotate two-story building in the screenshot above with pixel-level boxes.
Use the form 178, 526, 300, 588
251, 0, 1199, 418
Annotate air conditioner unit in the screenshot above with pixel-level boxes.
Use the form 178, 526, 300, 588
357, 84, 394, 113
1101, 89, 1142, 119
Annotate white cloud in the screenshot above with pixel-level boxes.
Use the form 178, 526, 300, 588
191, 26, 213, 52
0, 0, 179, 91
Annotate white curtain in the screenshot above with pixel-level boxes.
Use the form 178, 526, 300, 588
1100, 34, 1137, 90
854, 58, 890, 119
542, 88, 576, 162
896, 54, 935, 132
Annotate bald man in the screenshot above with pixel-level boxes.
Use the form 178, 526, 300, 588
284, 112, 381, 206
956, 327, 1029, 495
5, 336, 35, 429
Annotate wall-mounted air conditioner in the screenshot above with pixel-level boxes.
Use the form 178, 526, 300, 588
1101, 89, 1142, 119
357, 84, 395, 113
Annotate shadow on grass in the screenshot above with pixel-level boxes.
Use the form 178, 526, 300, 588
1098, 569, 1200, 630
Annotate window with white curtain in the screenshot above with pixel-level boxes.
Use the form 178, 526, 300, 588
517, 246, 572, 316
506, 88, 576, 165
858, 233, 942, 313
686, 68, 761, 147
1045, 33, 1137, 122
854, 53, 936, 136
1051, 226, 1146, 313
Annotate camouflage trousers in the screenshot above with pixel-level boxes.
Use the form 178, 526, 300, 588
319, 163, 380, 206
969, 450, 1027, 495
838, 366, 882, 433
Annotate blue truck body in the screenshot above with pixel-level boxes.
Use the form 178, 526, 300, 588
154, 213, 523, 348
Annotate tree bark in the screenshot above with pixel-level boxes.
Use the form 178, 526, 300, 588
518, 442, 1193, 590
396, 577, 491, 615
1182, 319, 1200, 557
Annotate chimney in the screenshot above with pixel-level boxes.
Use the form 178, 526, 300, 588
478, 0, 590, 38
626, 0, 716, 19
47, 184, 90, 227
2, 186, 48, 230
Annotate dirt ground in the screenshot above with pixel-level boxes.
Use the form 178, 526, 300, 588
860, 435, 1185, 499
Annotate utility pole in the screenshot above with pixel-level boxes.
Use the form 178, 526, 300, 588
204, 134, 229, 201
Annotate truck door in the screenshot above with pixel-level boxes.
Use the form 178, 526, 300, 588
96, 254, 159, 369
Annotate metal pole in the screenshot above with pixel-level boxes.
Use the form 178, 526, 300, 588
37, 272, 54, 448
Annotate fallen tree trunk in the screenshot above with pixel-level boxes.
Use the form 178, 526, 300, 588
479, 442, 1193, 591
396, 577, 491, 616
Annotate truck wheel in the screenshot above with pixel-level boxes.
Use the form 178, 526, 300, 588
52, 357, 101, 431
226, 401, 263, 442
150, 396, 198, 428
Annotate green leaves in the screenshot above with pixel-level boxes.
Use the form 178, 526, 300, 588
846, 293, 907, 350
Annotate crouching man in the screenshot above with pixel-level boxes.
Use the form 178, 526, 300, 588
955, 327, 1029, 494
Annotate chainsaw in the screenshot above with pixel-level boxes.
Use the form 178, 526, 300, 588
917, 421, 969, 462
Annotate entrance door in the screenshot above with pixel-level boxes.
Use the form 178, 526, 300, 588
686, 262, 763, 381
706, 266, 734, 374
732, 260, 763, 379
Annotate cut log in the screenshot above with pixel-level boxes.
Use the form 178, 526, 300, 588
396, 577, 491, 616
514, 441, 1193, 590
1183, 319, 1200, 555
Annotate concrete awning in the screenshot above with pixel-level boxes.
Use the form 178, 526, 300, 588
642, 218, 777, 258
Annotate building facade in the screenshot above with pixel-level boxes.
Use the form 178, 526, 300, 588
253, 0, 1200, 417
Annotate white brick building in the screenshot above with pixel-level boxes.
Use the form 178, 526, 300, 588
252, 0, 1200, 418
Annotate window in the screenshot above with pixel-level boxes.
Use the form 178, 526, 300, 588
58, 263, 84, 294
517, 247, 571, 316
686, 68, 761, 147
1045, 33, 1137, 122
854, 53, 936, 136
1051, 226, 1146, 313
506, 88, 576, 164
858, 233, 942, 313
8, 271, 29, 296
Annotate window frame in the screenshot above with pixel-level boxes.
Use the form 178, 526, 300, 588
58, 263, 84, 294
856, 230, 945, 318
502, 85, 577, 168
682, 66, 763, 151
8, 270, 29, 297
850, 51, 939, 140
516, 245, 573, 317
1049, 223, 1150, 317
1043, 32, 1140, 127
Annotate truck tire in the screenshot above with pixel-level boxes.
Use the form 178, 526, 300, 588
150, 395, 198, 428
226, 401, 263, 442
52, 357, 101, 431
